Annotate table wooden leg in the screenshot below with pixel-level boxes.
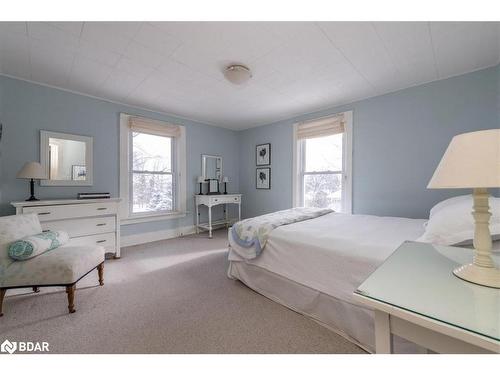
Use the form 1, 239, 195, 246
66, 284, 76, 314
374, 310, 393, 354
97, 263, 104, 286
0, 288, 6, 317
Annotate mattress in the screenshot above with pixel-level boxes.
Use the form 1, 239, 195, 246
228, 212, 427, 305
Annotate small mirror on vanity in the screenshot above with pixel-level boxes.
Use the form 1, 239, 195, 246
40, 130, 93, 186
201, 154, 222, 194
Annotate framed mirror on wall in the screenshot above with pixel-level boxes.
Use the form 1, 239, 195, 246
201, 154, 222, 194
40, 130, 93, 186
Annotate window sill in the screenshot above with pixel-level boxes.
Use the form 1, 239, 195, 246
120, 211, 187, 225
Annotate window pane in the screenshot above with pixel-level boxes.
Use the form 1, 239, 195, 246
304, 173, 342, 212
132, 173, 173, 213
305, 134, 343, 172
132, 132, 171, 172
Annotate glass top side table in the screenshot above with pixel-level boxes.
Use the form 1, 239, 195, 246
353, 241, 500, 354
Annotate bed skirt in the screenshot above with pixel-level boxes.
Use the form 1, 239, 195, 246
228, 260, 422, 354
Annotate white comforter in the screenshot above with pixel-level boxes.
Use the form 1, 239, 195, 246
228, 212, 426, 304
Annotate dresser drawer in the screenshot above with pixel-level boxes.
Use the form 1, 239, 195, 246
68, 232, 116, 252
24, 202, 117, 222
41, 216, 116, 238
210, 195, 240, 205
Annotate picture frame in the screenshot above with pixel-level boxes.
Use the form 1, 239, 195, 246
256, 167, 271, 190
256, 143, 271, 166
72, 165, 87, 181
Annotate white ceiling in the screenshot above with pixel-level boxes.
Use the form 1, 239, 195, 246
0, 22, 498, 130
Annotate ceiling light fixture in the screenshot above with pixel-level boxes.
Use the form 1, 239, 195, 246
224, 64, 252, 85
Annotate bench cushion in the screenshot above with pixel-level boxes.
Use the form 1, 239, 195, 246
0, 244, 105, 288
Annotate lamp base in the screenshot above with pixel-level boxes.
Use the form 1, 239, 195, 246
453, 263, 500, 289
25, 196, 40, 201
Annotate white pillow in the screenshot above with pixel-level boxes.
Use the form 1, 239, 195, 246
417, 194, 500, 246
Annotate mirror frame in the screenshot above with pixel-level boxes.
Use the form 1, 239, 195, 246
201, 154, 222, 182
40, 130, 93, 186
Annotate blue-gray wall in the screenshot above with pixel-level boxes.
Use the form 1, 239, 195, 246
1, 65, 498, 233
239, 66, 499, 219
0, 76, 240, 236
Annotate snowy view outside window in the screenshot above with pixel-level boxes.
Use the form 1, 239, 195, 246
132, 132, 173, 213
303, 133, 343, 212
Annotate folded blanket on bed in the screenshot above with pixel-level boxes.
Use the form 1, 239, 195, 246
230, 207, 333, 259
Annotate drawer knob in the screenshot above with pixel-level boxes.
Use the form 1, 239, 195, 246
96, 240, 107, 243
38, 212, 51, 215
96, 223, 107, 226
97, 207, 108, 211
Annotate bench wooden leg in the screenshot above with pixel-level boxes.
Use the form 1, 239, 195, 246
66, 285, 76, 313
0, 288, 6, 317
97, 263, 104, 286
33, 287, 40, 293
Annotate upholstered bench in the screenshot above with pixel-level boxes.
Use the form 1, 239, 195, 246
0, 213, 105, 316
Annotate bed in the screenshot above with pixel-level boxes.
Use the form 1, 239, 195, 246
227, 212, 428, 353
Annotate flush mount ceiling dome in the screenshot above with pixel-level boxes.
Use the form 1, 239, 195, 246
223, 64, 252, 85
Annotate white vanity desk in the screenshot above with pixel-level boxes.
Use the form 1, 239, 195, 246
195, 194, 241, 238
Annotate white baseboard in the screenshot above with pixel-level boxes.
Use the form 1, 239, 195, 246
121, 225, 196, 247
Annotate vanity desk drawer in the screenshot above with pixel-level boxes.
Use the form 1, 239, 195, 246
210, 195, 240, 205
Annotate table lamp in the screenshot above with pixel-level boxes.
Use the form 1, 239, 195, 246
197, 176, 205, 195
222, 176, 229, 194
16, 161, 46, 201
428, 129, 500, 288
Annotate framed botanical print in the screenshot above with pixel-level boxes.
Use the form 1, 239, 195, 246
256, 143, 271, 166
256, 167, 271, 189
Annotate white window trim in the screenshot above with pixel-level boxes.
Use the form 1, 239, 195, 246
119, 113, 187, 225
292, 110, 353, 213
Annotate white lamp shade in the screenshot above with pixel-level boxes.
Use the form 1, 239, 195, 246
222, 176, 229, 183
197, 176, 205, 183
428, 129, 500, 189
16, 161, 46, 180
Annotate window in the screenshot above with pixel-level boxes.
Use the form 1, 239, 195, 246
131, 132, 173, 213
293, 111, 352, 213
120, 114, 186, 224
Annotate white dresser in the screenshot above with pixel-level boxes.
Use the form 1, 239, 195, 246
11, 198, 121, 258
195, 194, 241, 238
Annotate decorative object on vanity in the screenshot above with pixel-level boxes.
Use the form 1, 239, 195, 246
0, 213, 105, 316
197, 176, 205, 195
77, 192, 111, 200
205, 179, 220, 195
256, 143, 271, 166
223, 64, 252, 85
195, 194, 242, 238
222, 176, 229, 194
11, 198, 121, 258
16, 161, 46, 201
40, 130, 93, 186
428, 129, 500, 288
256, 167, 271, 189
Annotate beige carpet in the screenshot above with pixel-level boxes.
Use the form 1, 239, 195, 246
0, 229, 364, 354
